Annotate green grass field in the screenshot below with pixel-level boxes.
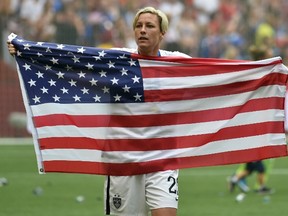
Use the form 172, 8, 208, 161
0, 144, 287, 216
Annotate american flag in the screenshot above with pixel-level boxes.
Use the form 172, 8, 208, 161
9, 33, 288, 176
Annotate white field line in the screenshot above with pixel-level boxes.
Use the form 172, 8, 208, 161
0, 137, 33, 145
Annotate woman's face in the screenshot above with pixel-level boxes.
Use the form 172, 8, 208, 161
134, 13, 164, 56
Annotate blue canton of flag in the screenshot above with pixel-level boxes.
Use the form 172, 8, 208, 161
11, 34, 144, 104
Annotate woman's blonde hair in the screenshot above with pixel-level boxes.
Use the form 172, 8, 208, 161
132, 7, 169, 34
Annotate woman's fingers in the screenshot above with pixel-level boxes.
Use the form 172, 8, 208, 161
7, 41, 17, 55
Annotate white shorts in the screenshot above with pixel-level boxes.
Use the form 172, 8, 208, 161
104, 170, 179, 216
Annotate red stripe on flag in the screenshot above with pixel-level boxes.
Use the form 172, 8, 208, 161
141, 64, 270, 78
42, 145, 287, 175
39, 121, 284, 151
33, 97, 284, 128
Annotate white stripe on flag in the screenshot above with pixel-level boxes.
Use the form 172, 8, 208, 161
36, 109, 283, 139
31, 85, 285, 116
143, 65, 282, 90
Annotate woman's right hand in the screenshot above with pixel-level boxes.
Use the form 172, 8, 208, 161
7, 41, 17, 55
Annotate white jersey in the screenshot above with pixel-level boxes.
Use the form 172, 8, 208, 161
113, 47, 191, 58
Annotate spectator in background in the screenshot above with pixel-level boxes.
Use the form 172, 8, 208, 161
0, 0, 12, 58
255, 15, 275, 48
198, 12, 224, 58
177, 7, 200, 56
222, 44, 241, 60
192, 0, 219, 26
221, 10, 246, 59
17, 0, 48, 40
159, 0, 184, 51
53, 1, 85, 45
34, 0, 55, 41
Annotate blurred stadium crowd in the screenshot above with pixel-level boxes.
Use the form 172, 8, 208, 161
1, 0, 288, 62
0, 0, 288, 137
